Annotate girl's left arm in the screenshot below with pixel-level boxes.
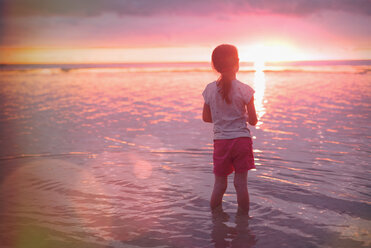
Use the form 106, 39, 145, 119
202, 103, 212, 123
247, 96, 258, 126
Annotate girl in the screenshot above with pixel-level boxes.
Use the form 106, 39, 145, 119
202, 44, 258, 214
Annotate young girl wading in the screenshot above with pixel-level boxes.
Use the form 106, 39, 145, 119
202, 44, 258, 214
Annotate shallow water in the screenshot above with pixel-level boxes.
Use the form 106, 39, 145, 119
0, 68, 370, 247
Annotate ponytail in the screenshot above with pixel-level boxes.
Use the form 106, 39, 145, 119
217, 74, 233, 104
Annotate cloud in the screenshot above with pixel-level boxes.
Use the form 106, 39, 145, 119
246, 0, 371, 16
1, 0, 371, 17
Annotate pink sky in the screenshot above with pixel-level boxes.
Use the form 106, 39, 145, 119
1, 0, 370, 63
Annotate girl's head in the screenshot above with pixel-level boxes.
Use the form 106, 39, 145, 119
212, 44, 239, 75
212, 44, 239, 104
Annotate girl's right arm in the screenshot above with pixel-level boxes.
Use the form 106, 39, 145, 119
247, 96, 258, 126
202, 103, 212, 123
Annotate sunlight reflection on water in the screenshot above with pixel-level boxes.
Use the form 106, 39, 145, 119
253, 69, 266, 125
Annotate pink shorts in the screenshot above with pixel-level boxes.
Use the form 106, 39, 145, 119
213, 137, 255, 177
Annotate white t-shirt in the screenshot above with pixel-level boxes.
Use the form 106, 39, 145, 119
202, 79, 255, 140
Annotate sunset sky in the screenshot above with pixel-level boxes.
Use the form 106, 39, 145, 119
0, 0, 370, 63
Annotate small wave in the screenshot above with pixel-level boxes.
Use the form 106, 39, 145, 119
0, 152, 93, 161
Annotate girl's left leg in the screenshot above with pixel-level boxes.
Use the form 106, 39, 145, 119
210, 175, 228, 210
234, 172, 250, 214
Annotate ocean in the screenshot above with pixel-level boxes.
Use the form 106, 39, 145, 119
0, 61, 370, 247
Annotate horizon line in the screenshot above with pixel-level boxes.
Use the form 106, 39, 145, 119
1, 59, 371, 66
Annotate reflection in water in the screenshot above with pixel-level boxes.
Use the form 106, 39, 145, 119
211, 208, 257, 247
253, 69, 266, 127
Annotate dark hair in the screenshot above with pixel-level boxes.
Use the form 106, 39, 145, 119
212, 44, 239, 104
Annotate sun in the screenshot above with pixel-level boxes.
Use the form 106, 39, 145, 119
239, 42, 305, 70
249, 45, 267, 71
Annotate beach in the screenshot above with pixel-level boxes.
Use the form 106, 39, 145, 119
0, 63, 370, 247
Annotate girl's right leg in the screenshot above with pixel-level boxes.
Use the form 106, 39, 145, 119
210, 175, 228, 210
233, 172, 250, 214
